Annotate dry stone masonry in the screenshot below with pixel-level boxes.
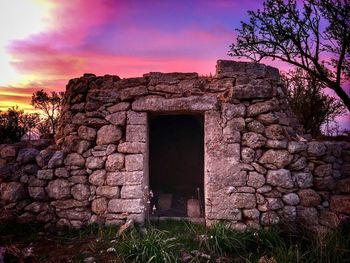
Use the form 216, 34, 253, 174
0, 60, 349, 233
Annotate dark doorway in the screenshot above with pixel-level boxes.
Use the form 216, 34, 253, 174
149, 114, 204, 217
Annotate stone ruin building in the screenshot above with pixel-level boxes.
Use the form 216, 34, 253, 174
0, 60, 349, 233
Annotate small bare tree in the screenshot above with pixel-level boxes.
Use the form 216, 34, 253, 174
31, 90, 65, 137
229, 0, 350, 111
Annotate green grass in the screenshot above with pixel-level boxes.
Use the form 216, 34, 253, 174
1, 219, 350, 263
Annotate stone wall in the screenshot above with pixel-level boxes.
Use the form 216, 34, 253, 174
0, 60, 349, 232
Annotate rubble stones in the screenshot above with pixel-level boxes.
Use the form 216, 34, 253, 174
307, 142, 326, 156
259, 150, 293, 168
47, 179, 71, 199
298, 189, 321, 207
48, 151, 65, 169
96, 125, 122, 145
242, 132, 266, 149
0, 182, 26, 203
64, 153, 85, 167
267, 169, 293, 188
17, 148, 39, 164
78, 126, 97, 141
105, 153, 124, 171
71, 184, 90, 200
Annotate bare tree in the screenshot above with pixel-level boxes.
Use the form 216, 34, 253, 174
229, 0, 350, 111
282, 69, 346, 137
31, 90, 65, 137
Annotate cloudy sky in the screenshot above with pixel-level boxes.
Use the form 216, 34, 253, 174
0, 0, 348, 129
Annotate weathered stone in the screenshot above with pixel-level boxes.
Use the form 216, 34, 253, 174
261, 211, 280, 225
125, 154, 143, 172
48, 151, 65, 168
0, 145, 18, 158
229, 193, 256, 208
330, 195, 350, 214
86, 156, 105, 170
319, 211, 340, 229
0, 182, 26, 203
57, 209, 91, 221
127, 111, 147, 125
91, 198, 107, 214
78, 126, 97, 141
105, 112, 126, 126
121, 185, 143, 199
71, 184, 90, 201
51, 199, 89, 209
89, 170, 106, 186
252, 162, 267, 174
257, 112, 279, 125
297, 206, 318, 225
106, 171, 143, 186
293, 172, 313, 188
265, 124, 285, 140
307, 142, 326, 156
96, 125, 122, 145
298, 189, 321, 207
246, 120, 264, 134
336, 178, 350, 193
222, 103, 246, 119
266, 198, 283, 210
36, 148, 53, 167
64, 153, 85, 167
247, 172, 265, 188
314, 177, 335, 191
314, 164, 332, 177
24, 164, 39, 174
118, 142, 146, 153
266, 169, 293, 188
107, 102, 130, 113
17, 148, 39, 164
24, 202, 49, 213
241, 148, 255, 163
259, 150, 293, 168
231, 83, 273, 99
28, 187, 46, 200
288, 141, 307, 153
282, 193, 300, 205
105, 153, 124, 171
126, 125, 147, 142
96, 186, 120, 198
76, 141, 91, 155
28, 177, 46, 187
243, 208, 260, 220
247, 100, 278, 117
47, 179, 71, 199
37, 169, 54, 180
266, 140, 288, 149
132, 95, 217, 112
283, 206, 297, 221
108, 198, 143, 213
288, 157, 307, 171
242, 132, 266, 149
55, 167, 69, 178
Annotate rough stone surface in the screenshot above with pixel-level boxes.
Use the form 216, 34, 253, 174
71, 184, 90, 201
86, 156, 105, 170
47, 179, 71, 199
0, 182, 26, 203
78, 126, 97, 141
282, 193, 300, 205
64, 153, 85, 167
96, 125, 122, 145
105, 153, 124, 171
266, 169, 293, 188
16, 148, 39, 164
89, 170, 106, 186
242, 132, 266, 149
298, 189, 321, 207
259, 150, 293, 168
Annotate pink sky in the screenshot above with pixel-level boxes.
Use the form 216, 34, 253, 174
0, 0, 349, 129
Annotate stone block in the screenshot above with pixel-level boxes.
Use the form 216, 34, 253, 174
266, 169, 293, 188
105, 153, 124, 171
108, 199, 143, 213
126, 125, 147, 142
125, 154, 143, 171
96, 186, 120, 198
127, 111, 147, 125
330, 195, 350, 214
118, 142, 146, 153
121, 185, 143, 199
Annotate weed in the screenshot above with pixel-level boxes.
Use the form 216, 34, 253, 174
116, 226, 180, 263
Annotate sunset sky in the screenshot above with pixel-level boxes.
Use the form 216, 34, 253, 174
0, 0, 349, 129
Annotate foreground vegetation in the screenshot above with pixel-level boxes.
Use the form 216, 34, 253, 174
1, 219, 350, 263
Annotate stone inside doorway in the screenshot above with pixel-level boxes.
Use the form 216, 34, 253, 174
149, 114, 205, 218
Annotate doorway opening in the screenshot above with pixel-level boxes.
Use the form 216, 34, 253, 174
149, 114, 204, 218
